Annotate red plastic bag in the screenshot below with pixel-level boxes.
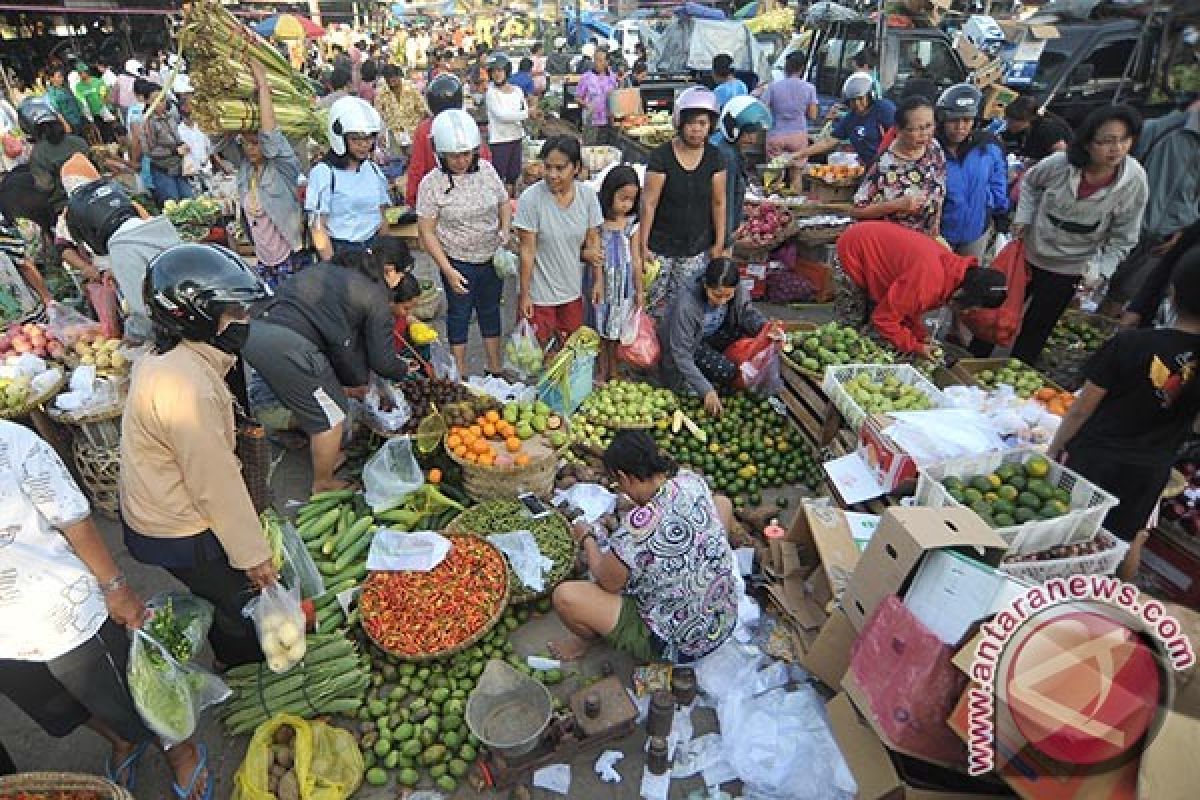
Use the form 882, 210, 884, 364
849, 596, 968, 767
724, 322, 784, 391
961, 238, 1029, 348
617, 309, 660, 369
87, 280, 123, 339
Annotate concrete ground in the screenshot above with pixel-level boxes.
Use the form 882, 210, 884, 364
1, 252, 833, 798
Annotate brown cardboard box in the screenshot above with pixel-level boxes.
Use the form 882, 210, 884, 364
982, 86, 1020, 120
844, 507, 1007, 630
766, 502, 864, 630
956, 37, 991, 70
971, 60, 1006, 90
858, 414, 919, 495
801, 606, 857, 689
827, 692, 1014, 799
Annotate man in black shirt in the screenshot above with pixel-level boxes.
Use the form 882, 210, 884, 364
1000, 95, 1073, 161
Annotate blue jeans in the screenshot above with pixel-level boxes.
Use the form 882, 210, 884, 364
150, 169, 193, 203
441, 257, 502, 345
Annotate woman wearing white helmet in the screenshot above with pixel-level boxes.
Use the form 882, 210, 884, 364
416, 109, 510, 377
306, 95, 391, 260
641, 86, 727, 321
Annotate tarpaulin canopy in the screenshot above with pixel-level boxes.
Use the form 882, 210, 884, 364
253, 13, 324, 40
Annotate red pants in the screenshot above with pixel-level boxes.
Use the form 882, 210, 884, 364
530, 298, 584, 345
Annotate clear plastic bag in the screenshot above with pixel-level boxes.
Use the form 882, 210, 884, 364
493, 247, 519, 280
279, 520, 325, 600
128, 593, 230, 748
244, 583, 307, 674
504, 318, 544, 380
362, 436, 425, 512
430, 339, 460, 382
45, 302, 100, 345
362, 374, 412, 433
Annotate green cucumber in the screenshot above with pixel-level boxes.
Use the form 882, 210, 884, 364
327, 561, 368, 586
309, 487, 356, 504
333, 526, 376, 572
299, 507, 341, 542
333, 515, 374, 556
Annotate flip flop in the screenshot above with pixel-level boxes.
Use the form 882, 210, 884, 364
171, 743, 213, 800
105, 741, 147, 791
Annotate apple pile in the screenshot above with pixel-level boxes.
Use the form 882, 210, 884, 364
734, 204, 793, 249
0, 322, 66, 361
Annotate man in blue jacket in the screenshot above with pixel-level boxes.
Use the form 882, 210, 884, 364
936, 84, 1008, 259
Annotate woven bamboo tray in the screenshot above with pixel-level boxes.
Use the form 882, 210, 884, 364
360, 532, 509, 661
75, 440, 120, 518
46, 402, 123, 449
0, 772, 134, 799
0, 373, 66, 420
445, 431, 560, 502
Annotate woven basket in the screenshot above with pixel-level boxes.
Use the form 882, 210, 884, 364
0, 772, 134, 799
47, 403, 123, 450
360, 533, 509, 661
75, 440, 121, 518
446, 510, 576, 603
237, 419, 272, 513
445, 432, 559, 502
0, 373, 66, 421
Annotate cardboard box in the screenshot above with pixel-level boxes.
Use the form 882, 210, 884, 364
972, 60, 1006, 90
827, 692, 1014, 799
766, 502, 865, 630
845, 507, 1007, 630
801, 605, 857, 689
1138, 530, 1200, 607
858, 414, 920, 494
904, 550, 1030, 645
982, 86, 1020, 123
956, 36, 991, 71
806, 180, 856, 205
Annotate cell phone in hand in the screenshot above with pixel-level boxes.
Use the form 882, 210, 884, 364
518, 492, 551, 519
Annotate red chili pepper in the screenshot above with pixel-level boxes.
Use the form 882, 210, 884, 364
360, 535, 508, 656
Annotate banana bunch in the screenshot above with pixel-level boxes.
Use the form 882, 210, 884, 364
746, 9, 796, 34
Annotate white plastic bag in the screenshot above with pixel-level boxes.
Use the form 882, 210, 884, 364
363, 374, 412, 433
493, 247, 519, 280
487, 530, 554, 592
128, 593, 230, 748
362, 436, 425, 512
244, 583, 307, 673
504, 318, 544, 380
430, 340, 460, 382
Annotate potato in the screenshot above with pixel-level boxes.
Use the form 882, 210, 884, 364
277, 768, 300, 800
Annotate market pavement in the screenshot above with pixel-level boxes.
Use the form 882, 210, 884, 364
0, 252, 829, 797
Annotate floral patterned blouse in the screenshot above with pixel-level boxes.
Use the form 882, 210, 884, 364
854, 138, 947, 237
609, 470, 738, 661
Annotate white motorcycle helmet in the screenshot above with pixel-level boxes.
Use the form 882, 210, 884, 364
327, 95, 382, 157
431, 109, 481, 174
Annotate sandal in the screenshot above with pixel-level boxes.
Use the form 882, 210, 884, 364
105, 741, 147, 791
171, 743, 213, 800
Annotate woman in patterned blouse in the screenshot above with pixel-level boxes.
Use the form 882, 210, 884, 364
850, 95, 947, 238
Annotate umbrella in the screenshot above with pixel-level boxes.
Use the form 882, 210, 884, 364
253, 13, 325, 40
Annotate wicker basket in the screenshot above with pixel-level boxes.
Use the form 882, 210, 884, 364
446, 431, 559, 502
47, 403, 123, 450
0, 373, 67, 421
0, 772, 134, 799
446, 510, 576, 603
360, 533, 510, 661
74, 440, 121, 518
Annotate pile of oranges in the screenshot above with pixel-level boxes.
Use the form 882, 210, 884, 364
1035, 386, 1075, 417
808, 164, 864, 184
447, 410, 533, 468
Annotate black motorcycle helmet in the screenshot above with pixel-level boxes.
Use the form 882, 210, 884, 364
486, 52, 512, 81
18, 97, 57, 137
425, 73, 464, 116
144, 243, 269, 344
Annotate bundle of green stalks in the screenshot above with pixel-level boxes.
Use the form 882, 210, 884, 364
181, 0, 325, 141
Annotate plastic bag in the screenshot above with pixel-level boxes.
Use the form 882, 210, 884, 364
616, 309, 659, 369
128, 593, 230, 748
961, 239, 1029, 349
45, 302, 100, 345
487, 531, 554, 592
725, 324, 783, 391
279, 520, 325, 600
429, 339, 459, 382
493, 247, 519, 280
504, 318, 544, 380
86, 281, 122, 339
362, 374, 411, 433
232, 712, 363, 800
362, 436, 425, 512
245, 583, 307, 673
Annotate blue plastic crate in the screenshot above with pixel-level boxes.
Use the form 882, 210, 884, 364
537, 353, 595, 416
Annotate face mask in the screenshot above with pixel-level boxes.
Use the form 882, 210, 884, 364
214, 320, 250, 353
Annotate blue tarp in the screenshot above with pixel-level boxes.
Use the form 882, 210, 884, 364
675, 2, 727, 21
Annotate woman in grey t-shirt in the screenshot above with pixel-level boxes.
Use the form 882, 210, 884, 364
514, 136, 604, 344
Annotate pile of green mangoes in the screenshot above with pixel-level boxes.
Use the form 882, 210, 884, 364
841, 372, 936, 413
974, 359, 1047, 399
1048, 315, 1111, 352
570, 381, 678, 451
358, 602, 561, 791
783, 322, 895, 373
941, 457, 1071, 529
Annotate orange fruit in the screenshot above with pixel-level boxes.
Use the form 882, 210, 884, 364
514, 453, 531, 467
482, 422, 497, 438
485, 410, 500, 423
506, 436, 521, 453
1035, 387, 1056, 401
473, 439, 490, 456
469, 425, 482, 437
447, 434, 462, 450
428, 467, 442, 484
478, 451, 495, 466
454, 445, 469, 459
